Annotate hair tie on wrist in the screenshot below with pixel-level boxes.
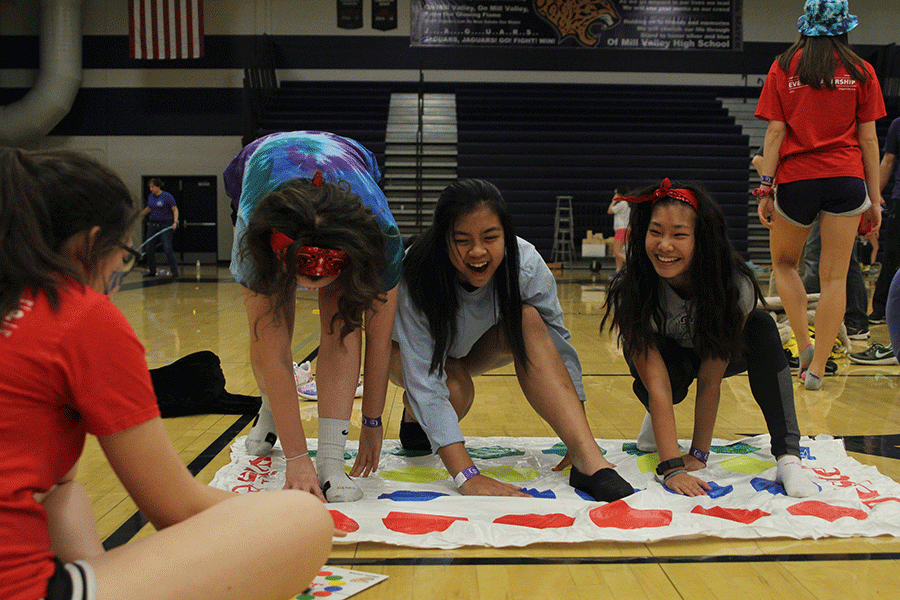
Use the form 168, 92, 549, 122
361, 415, 382, 428
752, 187, 775, 197
284, 452, 309, 461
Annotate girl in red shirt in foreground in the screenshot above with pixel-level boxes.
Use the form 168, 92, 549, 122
0, 148, 332, 600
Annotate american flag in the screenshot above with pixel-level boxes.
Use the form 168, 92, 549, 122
129, 0, 204, 60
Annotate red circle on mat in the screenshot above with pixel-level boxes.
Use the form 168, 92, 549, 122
329, 511, 360, 533
786, 500, 868, 522
589, 500, 673, 529
691, 505, 770, 524
382, 511, 468, 534
493, 513, 576, 529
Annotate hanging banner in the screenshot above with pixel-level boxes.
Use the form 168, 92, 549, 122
411, 0, 742, 51
337, 0, 364, 29
373, 0, 399, 31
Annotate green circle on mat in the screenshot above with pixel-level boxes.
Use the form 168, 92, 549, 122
711, 442, 760, 455
379, 466, 450, 483
386, 447, 432, 457
325, 576, 343, 581
469, 446, 525, 460
480, 465, 541, 482
295, 594, 314, 600
542, 443, 568, 457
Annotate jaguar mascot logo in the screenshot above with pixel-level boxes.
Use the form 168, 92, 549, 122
534, 0, 622, 47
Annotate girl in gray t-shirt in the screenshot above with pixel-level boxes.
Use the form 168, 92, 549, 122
602, 179, 818, 499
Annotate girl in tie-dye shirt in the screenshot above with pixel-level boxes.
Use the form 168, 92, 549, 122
225, 131, 403, 502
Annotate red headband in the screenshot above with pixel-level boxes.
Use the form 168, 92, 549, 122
270, 231, 350, 278
617, 178, 698, 211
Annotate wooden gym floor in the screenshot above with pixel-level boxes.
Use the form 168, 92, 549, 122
79, 263, 900, 600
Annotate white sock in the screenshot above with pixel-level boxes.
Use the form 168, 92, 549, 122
317, 418, 363, 502
776, 455, 819, 498
636, 412, 657, 452
245, 394, 278, 456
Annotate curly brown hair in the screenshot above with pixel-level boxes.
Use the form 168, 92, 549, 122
241, 178, 388, 340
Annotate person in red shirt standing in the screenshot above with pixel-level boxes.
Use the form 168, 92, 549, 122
754, 0, 886, 390
0, 148, 332, 600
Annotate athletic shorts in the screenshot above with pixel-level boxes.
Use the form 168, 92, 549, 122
775, 177, 869, 227
42, 558, 96, 600
614, 228, 629, 242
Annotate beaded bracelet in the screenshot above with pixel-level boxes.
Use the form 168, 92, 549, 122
361, 415, 382, 428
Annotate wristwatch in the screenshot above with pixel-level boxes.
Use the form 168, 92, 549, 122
656, 457, 685, 475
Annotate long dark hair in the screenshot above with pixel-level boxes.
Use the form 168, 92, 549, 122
777, 34, 868, 89
403, 179, 527, 374
241, 178, 387, 340
0, 147, 138, 317
601, 181, 762, 361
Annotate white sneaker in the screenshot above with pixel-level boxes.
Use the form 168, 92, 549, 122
296, 376, 363, 401
293, 361, 312, 393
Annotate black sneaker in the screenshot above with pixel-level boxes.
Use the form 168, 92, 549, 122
785, 348, 799, 370
849, 342, 898, 365
846, 325, 870, 340
788, 348, 838, 374
868, 311, 886, 325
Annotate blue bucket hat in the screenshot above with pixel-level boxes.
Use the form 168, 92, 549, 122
797, 0, 858, 36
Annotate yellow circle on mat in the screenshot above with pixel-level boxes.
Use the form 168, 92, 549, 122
636, 453, 661, 473
719, 456, 775, 474
480, 466, 541, 482
379, 467, 449, 483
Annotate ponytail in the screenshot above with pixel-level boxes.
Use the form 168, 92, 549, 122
0, 147, 137, 316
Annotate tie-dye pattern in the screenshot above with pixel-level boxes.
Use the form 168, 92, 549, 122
225, 131, 402, 291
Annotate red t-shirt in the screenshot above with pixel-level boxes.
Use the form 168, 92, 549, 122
0, 280, 160, 600
755, 50, 886, 185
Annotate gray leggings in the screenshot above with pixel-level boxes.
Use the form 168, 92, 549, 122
627, 309, 801, 457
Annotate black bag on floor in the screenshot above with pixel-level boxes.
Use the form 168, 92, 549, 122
149, 350, 262, 417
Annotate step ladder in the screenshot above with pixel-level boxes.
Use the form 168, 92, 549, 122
550, 195, 575, 265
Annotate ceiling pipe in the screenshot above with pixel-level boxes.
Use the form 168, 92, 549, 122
0, 0, 83, 147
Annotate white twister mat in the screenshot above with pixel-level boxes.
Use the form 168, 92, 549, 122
210, 435, 900, 548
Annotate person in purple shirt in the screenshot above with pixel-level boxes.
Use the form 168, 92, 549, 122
140, 178, 179, 278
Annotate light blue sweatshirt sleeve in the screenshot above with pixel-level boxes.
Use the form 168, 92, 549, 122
392, 277, 465, 452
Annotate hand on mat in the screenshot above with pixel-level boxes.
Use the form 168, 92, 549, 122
550, 451, 572, 472
757, 196, 775, 229
461, 475, 531, 497
664, 471, 711, 497
683, 454, 706, 472
349, 424, 383, 478
284, 458, 327, 502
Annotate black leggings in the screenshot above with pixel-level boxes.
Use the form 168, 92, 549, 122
628, 309, 801, 457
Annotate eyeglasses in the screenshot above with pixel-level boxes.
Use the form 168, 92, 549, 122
104, 244, 143, 294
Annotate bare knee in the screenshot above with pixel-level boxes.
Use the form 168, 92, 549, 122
248, 491, 332, 582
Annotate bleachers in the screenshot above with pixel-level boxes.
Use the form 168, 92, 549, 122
455, 83, 751, 258
249, 81, 753, 260
254, 81, 393, 167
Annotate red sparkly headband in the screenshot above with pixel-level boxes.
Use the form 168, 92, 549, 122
270, 231, 350, 278
617, 178, 698, 211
